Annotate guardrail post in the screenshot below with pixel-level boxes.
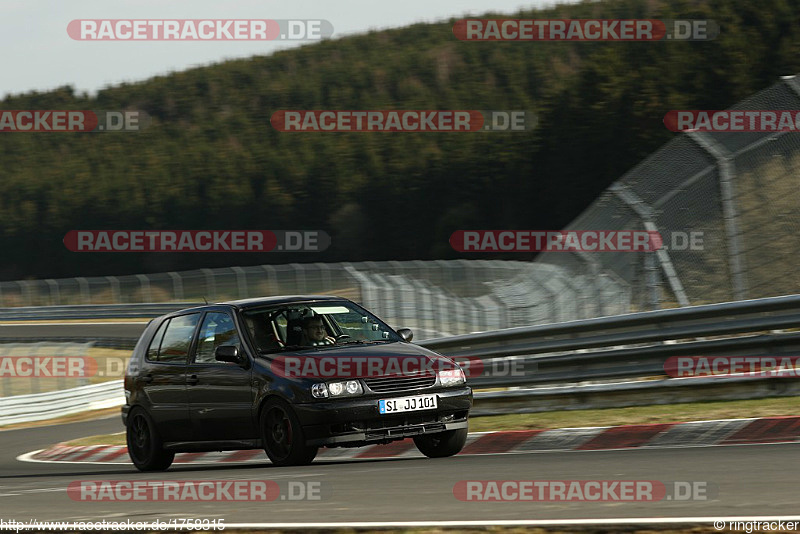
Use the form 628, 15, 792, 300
688, 131, 748, 301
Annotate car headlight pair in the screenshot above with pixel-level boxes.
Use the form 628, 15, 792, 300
438, 367, 466, 387
311, 380, 363, 399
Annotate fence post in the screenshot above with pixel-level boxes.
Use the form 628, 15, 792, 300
200, 268, 217, 301
610, 184, 690, 307
168, 272, 184, 301
44, 279, 59, 306
134, 274, 152, 303
688, 131, 748, 301
315, 262, 332, 294
231, 266, 248, 299
76, 277, 90, 304
16, 281, 31, 307
261, 265, 277, 296
573, 252, 607, 317
644, 251, 661, 310
105, 276, 121, 303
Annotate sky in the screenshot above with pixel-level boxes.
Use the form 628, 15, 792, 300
0, 0, 577, 100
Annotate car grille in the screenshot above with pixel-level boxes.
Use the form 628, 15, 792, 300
363, 370, 436, 392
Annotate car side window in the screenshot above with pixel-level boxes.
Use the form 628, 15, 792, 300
195, 312, 241, 364
146, 320, 169, 361
155, 313, 201, 363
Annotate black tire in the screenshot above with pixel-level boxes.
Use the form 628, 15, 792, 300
414, 428, 468, 458
126, 407, 175, 471
260, 398, 318, 467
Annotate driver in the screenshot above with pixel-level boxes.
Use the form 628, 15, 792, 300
300, 315, 336, 346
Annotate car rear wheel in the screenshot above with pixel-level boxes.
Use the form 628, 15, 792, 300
260, 399, 318, 467
126, 407, 175, 471
414, 428, 468, 458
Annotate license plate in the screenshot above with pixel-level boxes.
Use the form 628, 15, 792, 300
379, 394, 437, 414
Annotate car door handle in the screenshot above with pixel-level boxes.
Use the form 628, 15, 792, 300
139, 375, 153, 384
187, 374, 199, 385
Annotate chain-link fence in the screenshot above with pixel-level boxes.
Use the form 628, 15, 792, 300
12, 78, 798, 324
537, 74, 800, 310
0, 260, 630, 340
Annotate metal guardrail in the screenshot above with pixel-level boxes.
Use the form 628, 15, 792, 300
0, 303, 199, 321
471, 375, 800, 416
0, 380, 124, 426
1, 294, 800, 426
421, 294, 800, 352
419, 294, 800, 408
0, 337, 138, 350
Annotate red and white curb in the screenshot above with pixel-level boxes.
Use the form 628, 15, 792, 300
18, 415, 800, 466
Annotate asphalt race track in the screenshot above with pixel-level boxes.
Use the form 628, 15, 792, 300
0, 322, 797, 524
1, 414, 798, 524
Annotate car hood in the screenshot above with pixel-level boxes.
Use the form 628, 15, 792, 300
262, 341, 458, 379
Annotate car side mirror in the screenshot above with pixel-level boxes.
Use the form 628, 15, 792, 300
396, 328, 413, 342
215, 345, 242, 364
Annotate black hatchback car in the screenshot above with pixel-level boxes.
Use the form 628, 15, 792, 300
122, 295, 472, 470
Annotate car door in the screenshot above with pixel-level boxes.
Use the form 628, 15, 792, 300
140, 313, 200, 443
186, 310, 255, 441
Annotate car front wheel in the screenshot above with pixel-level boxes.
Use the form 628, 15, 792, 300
126, 407, 175, 471
260, 399, 318, 467
414, 428, 468, 458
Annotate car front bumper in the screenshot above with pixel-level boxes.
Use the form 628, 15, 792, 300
294, 386, 472, 447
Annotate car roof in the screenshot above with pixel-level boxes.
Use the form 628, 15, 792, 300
222, 294, 350, 309
159, 295, 352, 319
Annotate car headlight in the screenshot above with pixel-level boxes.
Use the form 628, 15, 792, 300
311, 383, 329, 398
311, 380, 363, 399
438, 367, 466, 387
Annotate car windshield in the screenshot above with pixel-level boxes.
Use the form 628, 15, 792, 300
241, 300, 401, 354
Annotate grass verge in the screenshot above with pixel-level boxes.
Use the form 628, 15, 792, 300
0, 406, 121, 432
467, 395, 800, 432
